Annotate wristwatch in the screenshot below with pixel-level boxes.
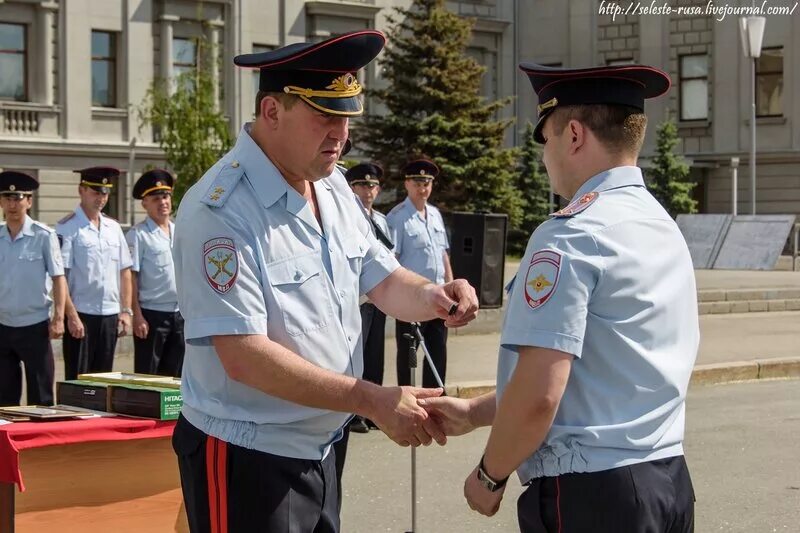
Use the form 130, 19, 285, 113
477, 454, 509, 492
120, 307, 134, 316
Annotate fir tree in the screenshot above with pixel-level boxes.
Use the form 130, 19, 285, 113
647, 120, 697, 218
355, 0, 522, 226
508, 122, 551, 255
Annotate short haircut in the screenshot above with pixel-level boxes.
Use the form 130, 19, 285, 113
255, 91, 299, 116
548, 104, 648, 155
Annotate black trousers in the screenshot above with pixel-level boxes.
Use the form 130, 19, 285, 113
133, 308, 185, 377
173, 415, 340, 533
332, 424, 350, 512
396, 319, 447, 388
360, 303, 386, 386
518, 455, 695, 533
0, 320, 54, 406
62, 313, 118, 381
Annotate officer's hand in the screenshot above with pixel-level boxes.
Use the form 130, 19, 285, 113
133, 313, 149, 339
464, 464, 505, 516
118, 313, 132, 337
417, 395, 476, 437
424, 279, 479, 328
49, 319, 65, 340
67, 314, 85, 339
367, 386, 447, 447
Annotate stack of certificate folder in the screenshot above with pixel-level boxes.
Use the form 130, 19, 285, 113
57, 372, 182, 420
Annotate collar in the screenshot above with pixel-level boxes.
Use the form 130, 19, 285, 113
0, 216, 34, 241
236, 123, 334, 211
145, 216, 173, 233
402, 196, 428, 219
570, 166, 645, 200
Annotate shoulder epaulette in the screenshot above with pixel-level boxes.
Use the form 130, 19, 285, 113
32, 220, 55, 233
201, 160, 245, 208
57, 212, 75, 225
550, 191, 599, 218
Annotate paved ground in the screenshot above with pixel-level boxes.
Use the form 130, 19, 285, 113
46, 309, 800, 389
339, 379, 800, 533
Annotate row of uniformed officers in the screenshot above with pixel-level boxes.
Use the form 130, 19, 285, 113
0, 167, 184, 407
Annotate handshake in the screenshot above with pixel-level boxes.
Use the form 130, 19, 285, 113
357, 383, 475, 447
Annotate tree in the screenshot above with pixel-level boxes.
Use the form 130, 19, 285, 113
137, 38, 233, 206
355, 0, 522, 226
508, 122, 551, 255
646, 119, 697, 218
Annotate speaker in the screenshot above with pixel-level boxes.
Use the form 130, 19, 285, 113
446, 212, 508, 309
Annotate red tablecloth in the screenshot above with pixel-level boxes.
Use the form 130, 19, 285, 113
0, 417, 176, 491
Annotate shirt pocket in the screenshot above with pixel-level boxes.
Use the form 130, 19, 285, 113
146, 247, 172, 268
267, 253, 332, 337
343, 235, 368, 275
433, 226, 448, 248
406, 229, 428, 249
103, 238, 121, 266
76, 233, 99, 267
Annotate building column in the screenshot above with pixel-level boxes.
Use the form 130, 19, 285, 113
160, 14, 179, 93
37, 2, 58, 106
206, 19, 224, 111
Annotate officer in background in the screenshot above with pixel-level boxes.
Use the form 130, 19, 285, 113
0, 171, 66, 406
57, 167, 133, 380
387, 159, 454, 388
346, 161, 393, 431
420, 64, 697, 532
171, 31, 478, 532
126, 169, 184, 377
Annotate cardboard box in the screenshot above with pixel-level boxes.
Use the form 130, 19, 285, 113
57, 380, 110, 411
108, 384, 182, 420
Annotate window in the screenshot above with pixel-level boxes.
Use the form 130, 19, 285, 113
756, 47, 783, 117
252, 44, 273, 96
173, 37, 197, 77
91, 31, 117, 107
0, 23, 27, 101
679, 54, 708, 121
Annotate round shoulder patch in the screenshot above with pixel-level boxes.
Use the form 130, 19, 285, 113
203, 237, 239, 294
523, 250, 562, 310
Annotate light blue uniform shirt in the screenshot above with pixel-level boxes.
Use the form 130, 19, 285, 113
387, 197, 449, 284
0, 216, 64, 327
174, 124, 400, 460
498, 166, 699, 484
126, 217, 178, 313
56, 207, 133, 316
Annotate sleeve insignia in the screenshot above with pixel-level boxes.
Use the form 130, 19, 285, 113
203, 237, 239, 294
523, 250, 562, 310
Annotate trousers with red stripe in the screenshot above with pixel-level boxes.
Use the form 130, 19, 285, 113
173, 415, 340, 532
517, 455, 695, 532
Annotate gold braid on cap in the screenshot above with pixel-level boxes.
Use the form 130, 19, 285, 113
141, 184, 173, 197
81, 180, 115, 188
283, 73, 362, 99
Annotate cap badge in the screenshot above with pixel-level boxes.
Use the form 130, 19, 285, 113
9, 185, 15, 191
537, 97, 558, 114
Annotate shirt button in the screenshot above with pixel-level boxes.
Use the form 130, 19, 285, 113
339, 290, 345, 298
294, 270, 302, 281
347, 335, 352, 342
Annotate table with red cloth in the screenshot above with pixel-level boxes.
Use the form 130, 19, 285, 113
0, 416, 188, 532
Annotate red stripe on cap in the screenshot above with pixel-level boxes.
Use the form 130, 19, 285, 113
244, 30, 385, 69
521, 65, 671, 97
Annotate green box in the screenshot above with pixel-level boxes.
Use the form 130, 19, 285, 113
108, 383, 182, 420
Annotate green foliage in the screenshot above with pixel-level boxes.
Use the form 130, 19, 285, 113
137, 38, 233, 207
508, 123, 551, 255
646, 120, 697, 218
355, 0, 522, 225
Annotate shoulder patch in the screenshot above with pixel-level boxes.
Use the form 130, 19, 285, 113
57, 212, 75, 225
32, 220, 55, 233
523, 250, 561, 310
204, 237, 238, 293
201, 161, 245, 208
550, 191, 599, 218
